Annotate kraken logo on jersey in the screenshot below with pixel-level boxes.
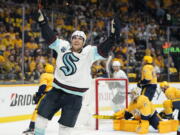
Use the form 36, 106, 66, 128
60, 52, 79, 76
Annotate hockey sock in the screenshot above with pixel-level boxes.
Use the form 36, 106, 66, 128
34, 115, 48, 135
34, 128, 45, 135
29, 121, 35, 129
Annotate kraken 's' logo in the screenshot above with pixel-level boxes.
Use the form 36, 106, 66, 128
60, 52, 79, 76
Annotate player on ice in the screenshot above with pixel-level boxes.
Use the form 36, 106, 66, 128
32, 8, 121, 135
159, 81, 180, 135
137, 55, 157, 101
22, 64, 54, 135
159, 81, 180, 120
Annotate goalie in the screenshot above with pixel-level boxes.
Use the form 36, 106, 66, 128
113, 87, 178, 134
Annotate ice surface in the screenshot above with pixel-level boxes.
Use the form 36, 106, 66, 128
0, 116, 176, 135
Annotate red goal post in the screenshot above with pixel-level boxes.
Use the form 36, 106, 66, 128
95, 78, 129, 130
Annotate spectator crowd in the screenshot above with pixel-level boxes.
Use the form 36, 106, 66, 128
0, 0, 179, 83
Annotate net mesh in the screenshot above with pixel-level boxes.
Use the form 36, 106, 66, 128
95, 79, 128, 130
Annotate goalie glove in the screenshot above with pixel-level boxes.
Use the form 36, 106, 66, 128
32, 9, 48, 26
110, 16, 121, 43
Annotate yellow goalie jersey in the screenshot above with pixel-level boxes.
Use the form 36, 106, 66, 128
164, 87, 180, 100
141, 65, 157, 84
127, 95, 155, 118
39, 73, 54, 92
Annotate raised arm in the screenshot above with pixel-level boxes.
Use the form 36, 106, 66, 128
33, 10, 57, 45
97, 17, 121, 58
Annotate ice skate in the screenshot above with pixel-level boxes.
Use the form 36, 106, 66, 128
22, 128, 34, 135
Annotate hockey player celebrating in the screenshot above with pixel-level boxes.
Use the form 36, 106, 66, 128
159, 81, 180, 121
22, 64, 54, 135
113, 87, 178, 134
137, 55, 157, 101
32, 9, 121, 135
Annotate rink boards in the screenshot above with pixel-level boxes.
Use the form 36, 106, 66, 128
0, 82, 180, 123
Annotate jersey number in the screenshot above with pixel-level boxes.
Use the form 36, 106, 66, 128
60, 52, 79, 76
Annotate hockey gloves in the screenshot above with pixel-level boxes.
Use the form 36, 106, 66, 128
33, 84, 46, 104
32, 9, 48, 26
33, 92, 42, 104
110, 16, 121, 43
137, 79, 150, 88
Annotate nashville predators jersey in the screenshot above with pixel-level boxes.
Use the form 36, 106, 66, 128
39, 73, 54, 92
141, 64, 157, 84
165, 87, 180, 100
126, 95, 155, 117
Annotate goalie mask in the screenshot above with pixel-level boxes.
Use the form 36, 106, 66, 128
71, 30, 86, 45
130, 87, 141, 101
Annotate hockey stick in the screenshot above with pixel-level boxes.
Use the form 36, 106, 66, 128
93, 114, 121, 120
38, 0, 42, 9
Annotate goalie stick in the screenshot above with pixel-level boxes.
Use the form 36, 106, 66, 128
93, 114, 122, 120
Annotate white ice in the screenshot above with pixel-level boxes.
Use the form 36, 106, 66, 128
0, 116, 176, 135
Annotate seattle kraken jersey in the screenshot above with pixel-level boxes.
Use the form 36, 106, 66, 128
49, 39, 104, 96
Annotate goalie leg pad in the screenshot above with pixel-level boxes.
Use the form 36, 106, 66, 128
113, 119, 139, 132
158, 120, 179, 133
171, 120, 179, 131
136, 120, 149, 134
113, 120, 121, 130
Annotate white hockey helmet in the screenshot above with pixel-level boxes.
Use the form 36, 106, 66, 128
112, 61, 121, 67
71, 30, 86, 44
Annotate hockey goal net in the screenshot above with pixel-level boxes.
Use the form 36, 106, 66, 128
95, 78, 128, 130
76, 78, 128, 130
